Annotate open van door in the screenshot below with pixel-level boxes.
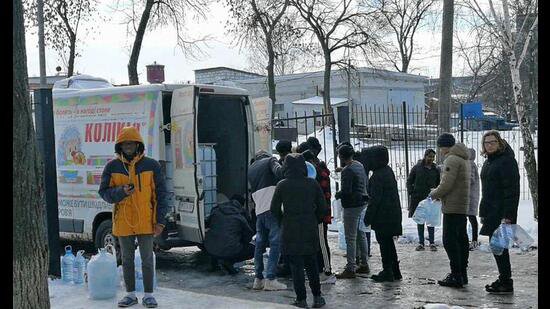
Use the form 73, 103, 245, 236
170, 86, 204, 244
250, 97, 272, 154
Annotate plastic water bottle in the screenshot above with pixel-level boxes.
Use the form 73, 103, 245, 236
87, 245, 118, 299
135, 248, 157, 292
61, 245, 75, 283
73, 250, 86, 284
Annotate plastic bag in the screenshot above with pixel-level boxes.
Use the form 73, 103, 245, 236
511, 224, 535, 250
490, 224, 514, 255
412, 198, 441, 227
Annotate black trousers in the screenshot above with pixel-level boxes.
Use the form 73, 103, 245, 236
489, 235, 512, 280
212, 243, 255, 264
442, 214, 470, 275
316, 222, 332, 274
375, 232, 398, 270
287, 254, 321, 301
468, 215, 478, 242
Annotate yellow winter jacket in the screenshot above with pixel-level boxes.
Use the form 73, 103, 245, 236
98, 127, 168, 236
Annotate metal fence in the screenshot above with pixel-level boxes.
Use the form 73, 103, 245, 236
271, 103, 537, 209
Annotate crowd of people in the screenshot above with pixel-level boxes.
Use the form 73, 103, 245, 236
98, 126, 521, 308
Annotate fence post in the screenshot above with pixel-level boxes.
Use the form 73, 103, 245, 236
402, 101, 410, 177
34, 88, 61, 277
337, 106, 350, 145
460, 103, 464, 143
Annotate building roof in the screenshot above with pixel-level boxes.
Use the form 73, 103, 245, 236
28, 75, 67, 89
292, 96, 349, 106
234, 67, 428, 85
194, 66, 264, 77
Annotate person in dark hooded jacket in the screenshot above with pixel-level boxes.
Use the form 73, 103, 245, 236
407, 149, 440, 251
204, 195, 255, 275
363, 145, 403, 282
271, 153, 327, 308
478, 131, 520, 294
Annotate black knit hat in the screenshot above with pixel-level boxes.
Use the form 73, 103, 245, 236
437, 133, 456, 147
337, 144, 355, 159
275, 140, 292, 154
306, 137, 322, 153
296, 142, 310, 153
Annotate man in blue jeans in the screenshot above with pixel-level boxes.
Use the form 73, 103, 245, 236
248, 150, 287, 291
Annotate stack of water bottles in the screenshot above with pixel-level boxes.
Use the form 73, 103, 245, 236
60, 245, 87, 285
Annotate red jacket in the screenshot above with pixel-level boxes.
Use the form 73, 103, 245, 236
314, 159, 332, 224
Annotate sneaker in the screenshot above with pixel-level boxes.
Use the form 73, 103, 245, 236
117, 296, 138, 307
252, 278, 264, 290
415, 244, 425, 251
141, 296, 158, 308
319, 273, 337, 284
335, 269, 356, 279
356, 264, 370, 274
429, 244, 437, 251
371, 269, 395, 282
291, 299, 308, 308
485, 278, 514, 294
312, 295, 326, 308
263, 278, 287, 291
437, 273, 463, 288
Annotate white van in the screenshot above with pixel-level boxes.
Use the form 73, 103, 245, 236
52, 76, 272, 252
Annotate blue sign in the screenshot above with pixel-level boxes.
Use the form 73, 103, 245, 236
462, 102, 483, 119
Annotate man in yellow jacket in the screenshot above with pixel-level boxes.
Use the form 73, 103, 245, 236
99, 126, 168, 308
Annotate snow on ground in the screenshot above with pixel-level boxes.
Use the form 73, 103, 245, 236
48, 278, 293, 308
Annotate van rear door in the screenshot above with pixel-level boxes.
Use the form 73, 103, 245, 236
170, 86, 204, 243
250, 97, 272, 154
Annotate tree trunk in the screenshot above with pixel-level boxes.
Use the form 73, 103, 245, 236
67, 34, 76, 77
401, 56, 409, 73
508, 55, 538, 220
13, 0, 50, 308
266, 38, 276, 119
128, 0, 155, 85
323, 55, 332, 114
438, 0, 454, 138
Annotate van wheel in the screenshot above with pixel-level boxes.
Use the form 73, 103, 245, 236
95, 219, 122, 265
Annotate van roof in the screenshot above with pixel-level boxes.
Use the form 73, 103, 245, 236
53, 83, 249, 99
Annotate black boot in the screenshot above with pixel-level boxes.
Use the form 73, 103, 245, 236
437, 273, 464, 288
291, 299, 308, 308
312, 295, 326, 308
485, 278, 514, 294
371, 268, 395, 282
393, 261, 402, 281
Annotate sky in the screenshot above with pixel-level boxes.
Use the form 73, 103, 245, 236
24, 1, 463, 85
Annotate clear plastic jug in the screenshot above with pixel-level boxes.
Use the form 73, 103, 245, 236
73, 250, 86, 284
134, 247, 157, 292
87, 245, 118, 299
61, 245, 75, 283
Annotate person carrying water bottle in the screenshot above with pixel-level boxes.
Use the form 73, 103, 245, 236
99, 126, 169, 308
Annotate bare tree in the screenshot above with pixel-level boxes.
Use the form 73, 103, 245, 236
467, 0, 538, 219
114, 0, 212, 85
292, 0, 383, 113
364, 0, 437, 73
227, 0, 304, 111
14, 0, 50, 307
454, 13, 501, 102
24, 0, 100, 76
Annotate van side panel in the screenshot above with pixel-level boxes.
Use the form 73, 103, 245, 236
53, 89, 163, 241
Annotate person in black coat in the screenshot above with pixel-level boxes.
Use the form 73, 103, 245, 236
363, 145, 403, 282
478, 131, 520, 294
204, 195, 255, 275
406, 149, 440, 251
271, 153, 327, 308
